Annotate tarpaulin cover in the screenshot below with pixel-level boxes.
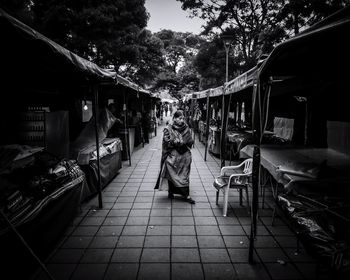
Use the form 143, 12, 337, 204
0, 8, 116, 88
278, 192, 350, 274
71, 108, 116, 159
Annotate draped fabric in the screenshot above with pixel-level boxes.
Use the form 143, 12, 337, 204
155, 123, 194, 194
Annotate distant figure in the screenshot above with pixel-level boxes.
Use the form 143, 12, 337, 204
155, 110, 195, 204
169, 103, 173, 116
164, 104, 168, 117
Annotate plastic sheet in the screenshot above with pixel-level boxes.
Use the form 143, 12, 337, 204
278, 192, 350, 274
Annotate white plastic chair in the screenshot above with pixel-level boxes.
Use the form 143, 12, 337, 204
213, 158, 253, 216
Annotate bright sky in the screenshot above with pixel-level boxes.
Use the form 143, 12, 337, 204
145, 0, 206, 34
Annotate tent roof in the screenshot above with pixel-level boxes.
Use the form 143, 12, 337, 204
258, 5, 350, 92
225, 66, 257, 95
0, 9, 116, 87
0, 9, 149, 97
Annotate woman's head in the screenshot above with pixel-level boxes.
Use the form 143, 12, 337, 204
173, 110, 185, 125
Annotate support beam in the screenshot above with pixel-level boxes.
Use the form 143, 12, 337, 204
92, 84, 103, 209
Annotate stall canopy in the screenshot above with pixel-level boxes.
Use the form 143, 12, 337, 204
254, 5, 350, 139
0, 9, 117, 91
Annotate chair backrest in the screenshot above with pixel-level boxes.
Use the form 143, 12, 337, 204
243, 158, 253, 174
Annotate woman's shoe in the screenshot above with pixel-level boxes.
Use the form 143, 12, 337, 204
168, 193, 174, 199
186, 197, 196, 204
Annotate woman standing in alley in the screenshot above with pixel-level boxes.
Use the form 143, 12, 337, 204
155, 110, 195, 204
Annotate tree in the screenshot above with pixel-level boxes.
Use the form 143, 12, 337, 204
177, 0, 350, 70
1, 0, 165, 86
151, 30, 205, 98
177, 0, 286, 69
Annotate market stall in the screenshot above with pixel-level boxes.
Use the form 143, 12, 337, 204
248, 6, 350, 275
0, 8, 119, 279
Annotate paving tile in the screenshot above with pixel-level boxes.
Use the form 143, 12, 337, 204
223, 235, 249, 248
107, 209, 130, 216
216, 216, 240, 225
256, 248, 288, 263
122, 225, 148, 235
172, 263, 203, 280
234, 263, 270, 280
146, 225, 171, 235
138, 263, 170, 280
117, 236, 145, 248
86, 209, 110, 217
133, 202, 153, 209
150, 209, 171, 216
228, 248, 260, 263
126, 216, 149, 225
103, 217, 127, 226
203, 263, 237, 280
149, 216, 171, 225
172, 235, 198, 247
104, 263, 139, 280
265, 262, 303, 279
192, 209, 214, 216
89, 236, 118, 248
111, 248, 142, 262
197, 236, 225, 248
254, 236, 279, 248
171, 248, 200, 262
117, 196, 135, 203
49, 249, 84, 263
172, 208, 193, 216
70, 263, 107, 280
72, 226, 99, 236
144, 235, 170, 247
79, 217, 105, 226
62, 236, 93, 249
140, 248, 170, 262
172, 225, 196, 235
200, 248, 231, 263
219, 225, 246, 235
194, 216, 218, 225
129, 209, 151, 216
80, 249, 113, 263
196, 225, 221, 235
172, 216, 195, 225
96, 226, 123, 236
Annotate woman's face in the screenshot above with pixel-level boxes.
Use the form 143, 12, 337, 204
174, 115, 184, 125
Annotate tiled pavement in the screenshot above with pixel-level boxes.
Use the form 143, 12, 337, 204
35, 121, 324, 280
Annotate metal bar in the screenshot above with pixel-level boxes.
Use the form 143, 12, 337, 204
123, 90, 132, 166
204, 90, 211, 161
0, 209, 55, 280
92, 84, 103, 209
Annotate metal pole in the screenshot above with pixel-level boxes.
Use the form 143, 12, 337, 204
220, 45, 230, 168
204, 90, 211, 161
0, 209, 55, 280
249, 79, 260, 263
123, 90, 131, 166
92, 84, 103, 209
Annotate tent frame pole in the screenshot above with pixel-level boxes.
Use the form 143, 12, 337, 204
123, 90, 132, 166
204, 90, 211, 161
92, 84, 103, 209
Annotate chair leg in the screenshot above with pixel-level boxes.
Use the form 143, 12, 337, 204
223, 187, 229, 217
245, 186, 250, 213
216, 190, 219, 205
239, 189, 243, 206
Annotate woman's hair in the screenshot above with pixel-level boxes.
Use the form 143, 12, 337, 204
173, 110, 184, 119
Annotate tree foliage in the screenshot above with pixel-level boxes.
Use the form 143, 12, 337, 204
177, 0, 350, 70
0, 0, 165, 87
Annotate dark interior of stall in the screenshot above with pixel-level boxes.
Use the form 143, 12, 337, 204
258, 58, 350, 275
